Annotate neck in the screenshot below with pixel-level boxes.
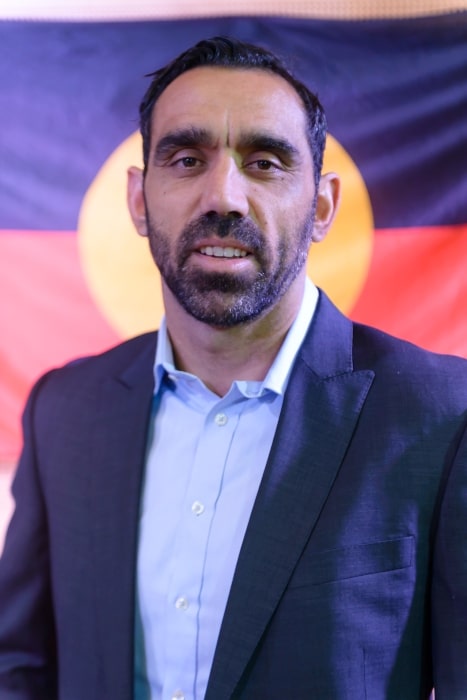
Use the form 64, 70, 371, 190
163, 277, 306, 396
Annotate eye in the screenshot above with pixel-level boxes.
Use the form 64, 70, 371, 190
245, 157, 283, 173
175, 156, 200, 168
256, 159, 275, 170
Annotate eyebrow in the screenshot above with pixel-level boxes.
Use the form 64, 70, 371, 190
237, 132, 301, 162
154, 127, 214, 161
153, 126, 301, 164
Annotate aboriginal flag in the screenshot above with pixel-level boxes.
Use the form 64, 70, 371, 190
0, 10, 466, 463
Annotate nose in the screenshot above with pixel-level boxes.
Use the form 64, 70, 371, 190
199, 155, 249, 218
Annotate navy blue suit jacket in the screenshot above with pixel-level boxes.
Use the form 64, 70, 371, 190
0, 292, 466, 699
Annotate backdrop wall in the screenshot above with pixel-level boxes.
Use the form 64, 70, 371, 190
1, 2, 466, 544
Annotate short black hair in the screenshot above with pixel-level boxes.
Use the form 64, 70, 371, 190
139, 36, 327, 187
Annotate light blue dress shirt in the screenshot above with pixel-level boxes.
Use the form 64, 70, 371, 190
135, 281, 319, 700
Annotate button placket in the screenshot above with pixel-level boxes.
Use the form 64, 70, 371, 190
165, 402, 238, 700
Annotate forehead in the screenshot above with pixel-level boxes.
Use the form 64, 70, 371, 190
150, 66, 309, 147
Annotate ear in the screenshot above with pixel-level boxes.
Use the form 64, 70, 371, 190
127, 166, 148, 237
311, 172, 341, 243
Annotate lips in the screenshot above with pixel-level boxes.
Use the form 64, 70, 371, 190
198, 245, 248, 258
177, 213, 263, 266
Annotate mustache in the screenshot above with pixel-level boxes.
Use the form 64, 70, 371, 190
177, 213, 265, 257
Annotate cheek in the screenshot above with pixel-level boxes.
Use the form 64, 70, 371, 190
159, 187, 197, 225
249, 195, 276, 233
146, 193, 181, 232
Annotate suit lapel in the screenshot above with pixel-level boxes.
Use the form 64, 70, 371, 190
206, 294, 374, 698
88, 335, 156, 700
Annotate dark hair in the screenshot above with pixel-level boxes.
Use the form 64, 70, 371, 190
139, 36, 327, 187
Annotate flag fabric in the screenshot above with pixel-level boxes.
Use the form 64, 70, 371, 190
1, 11, 466, 462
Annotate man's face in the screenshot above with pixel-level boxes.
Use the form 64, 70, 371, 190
130, 66, 325, 327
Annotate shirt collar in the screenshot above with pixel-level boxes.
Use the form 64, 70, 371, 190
153, 278, 318, 397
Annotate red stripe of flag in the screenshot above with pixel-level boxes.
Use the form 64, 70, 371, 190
0, 231, 119, 460
351, 224, 467, 356
1, 224, 466, 460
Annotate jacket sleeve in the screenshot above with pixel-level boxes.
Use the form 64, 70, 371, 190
0, 377, 57, 699
431, 415, 467, 699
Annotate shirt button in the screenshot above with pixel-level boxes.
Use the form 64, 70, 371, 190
191, 501, 205, 516
214, 412, 228, 426
171, 692, 185, 700
174, 596, 189, 611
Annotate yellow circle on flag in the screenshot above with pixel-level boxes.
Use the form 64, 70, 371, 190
78, 131, 373, 337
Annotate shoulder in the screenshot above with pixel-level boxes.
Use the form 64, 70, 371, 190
352, 321, 467, 413
310, 290, 467, 394
61, 331, 158, 377
310, 291, 466, 416
26, 331, 158, 411
352, 320, 466, 375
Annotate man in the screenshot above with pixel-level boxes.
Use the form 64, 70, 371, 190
0, 36, 466, 700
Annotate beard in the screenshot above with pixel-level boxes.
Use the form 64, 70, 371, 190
146, 209, 315, 327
